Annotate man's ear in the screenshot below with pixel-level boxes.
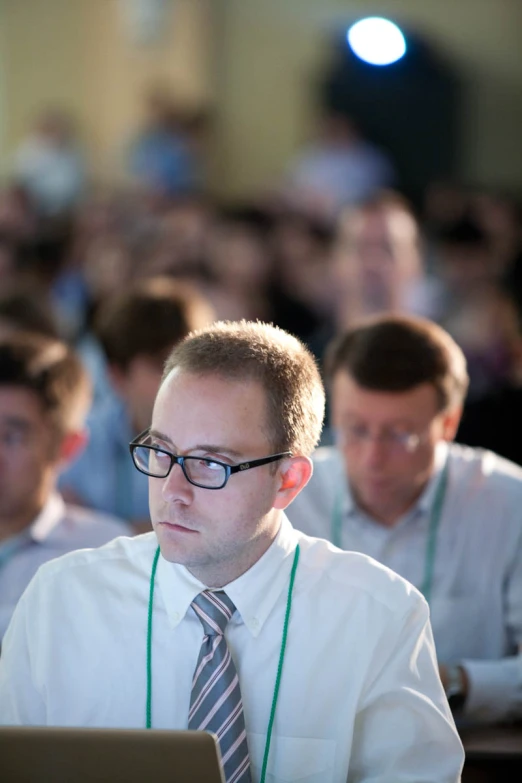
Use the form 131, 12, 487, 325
441, 405, 462, 442
56, 429, 89, 469
273, 456, 313, 511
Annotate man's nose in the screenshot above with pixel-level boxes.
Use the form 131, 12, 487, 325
360, 435, 390, 469
161, 461, 193, 502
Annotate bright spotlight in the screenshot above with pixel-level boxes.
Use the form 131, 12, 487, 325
347, 17, 406, 66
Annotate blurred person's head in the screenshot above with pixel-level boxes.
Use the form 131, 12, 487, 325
325, 314, 469, 525
34, 107, 77, 148
423, 181, 468, 232
435, 215, 494, 291
0, 332, 91, 539
471, 190, 522, 274
333, 192, 423, 320
143, 197, 213, 280
95, 277, 214, 432
206, 206, 274, 292
141, 83, 180, 133
317, 111, 359, 147
0, 283, 59, 338
272, 213, 335, 313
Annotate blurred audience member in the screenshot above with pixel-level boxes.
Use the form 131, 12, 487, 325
457, 291, 522, 466
12, 108, 86, 218
282, 111, 395, 220
269, 212, 336, 353
434, 215, 514, 398
0, 283, 59, 338
332, 192, 438, 329
59, 277, 214, 530
287, 315, 522, 724
129, 86, 202, 199
201, 206, 274, 321
0, 332, 128, 641
472, 190, 522, 280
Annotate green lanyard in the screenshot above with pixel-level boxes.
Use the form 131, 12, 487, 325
331, 463, 449, 604
146, 543, 300, 783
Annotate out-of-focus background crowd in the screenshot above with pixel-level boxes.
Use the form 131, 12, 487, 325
1, 0, 522, 486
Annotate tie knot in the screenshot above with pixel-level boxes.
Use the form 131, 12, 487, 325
191, 590, 236, 636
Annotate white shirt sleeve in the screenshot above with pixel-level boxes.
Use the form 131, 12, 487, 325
0, 586, 46, 725
348, 593, 464, 782
462, 521, 522, 722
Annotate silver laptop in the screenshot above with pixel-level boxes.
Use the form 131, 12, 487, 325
0, 727, 225, 783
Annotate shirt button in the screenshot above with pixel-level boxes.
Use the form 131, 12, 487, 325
251, 617, 259, 630
172, 611, 180, 622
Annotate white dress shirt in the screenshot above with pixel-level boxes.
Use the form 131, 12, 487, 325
0, 516, 463, 782
0, 492, 130, 641
286, 442, 522, 723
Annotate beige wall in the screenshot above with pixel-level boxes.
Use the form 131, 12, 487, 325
0, 0, 521, 196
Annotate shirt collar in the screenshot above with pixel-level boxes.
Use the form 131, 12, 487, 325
156, 514, 299, 638
29, 492, 67, 543
344, 440, 450, 524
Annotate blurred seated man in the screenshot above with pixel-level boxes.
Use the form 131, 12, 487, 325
59, 277, 213, 530
0, 332, 128, 641
287, 314, 522, 724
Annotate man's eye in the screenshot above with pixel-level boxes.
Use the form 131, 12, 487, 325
153, 450, 171, 461
200, 459, 223, 471
1, 430, 25, 447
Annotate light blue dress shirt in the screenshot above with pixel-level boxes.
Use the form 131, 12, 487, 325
0, 492, 129, 640
58, 394, 149, 523
286, 442, 522, 723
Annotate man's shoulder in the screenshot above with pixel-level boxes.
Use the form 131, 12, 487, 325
448, 442, 522, 489
29, 532, 157, 591
296, 530, 426, 616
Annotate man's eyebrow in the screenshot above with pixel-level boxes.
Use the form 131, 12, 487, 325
148, 430, 244, 460
149, 428, 172, 444
191, 444, 244, 460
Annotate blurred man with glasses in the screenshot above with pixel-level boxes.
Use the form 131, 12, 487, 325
287, 314, 522, 724
0, 321, 463, 782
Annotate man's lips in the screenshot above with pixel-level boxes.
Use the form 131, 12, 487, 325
158, 521, 199, 534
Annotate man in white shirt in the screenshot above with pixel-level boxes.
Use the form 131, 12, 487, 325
0, 332, 129, 640
287, 314, 522, 724
0, 321, 463, 782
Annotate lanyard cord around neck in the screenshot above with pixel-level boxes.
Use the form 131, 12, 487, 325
331, 462, 449, 604
146, 544, 301, 783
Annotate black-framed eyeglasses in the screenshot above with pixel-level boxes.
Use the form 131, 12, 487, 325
129, 429, 292, 490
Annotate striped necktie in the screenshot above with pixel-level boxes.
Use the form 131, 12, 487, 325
189, 590, 252, 783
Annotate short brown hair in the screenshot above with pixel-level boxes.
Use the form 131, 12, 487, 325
95, 277, 214, 371
162, 320, 325, 456
0, 332, 91, 433
325, 315, 469, 411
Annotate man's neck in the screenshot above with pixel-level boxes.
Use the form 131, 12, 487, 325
187, 518, 282, 589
